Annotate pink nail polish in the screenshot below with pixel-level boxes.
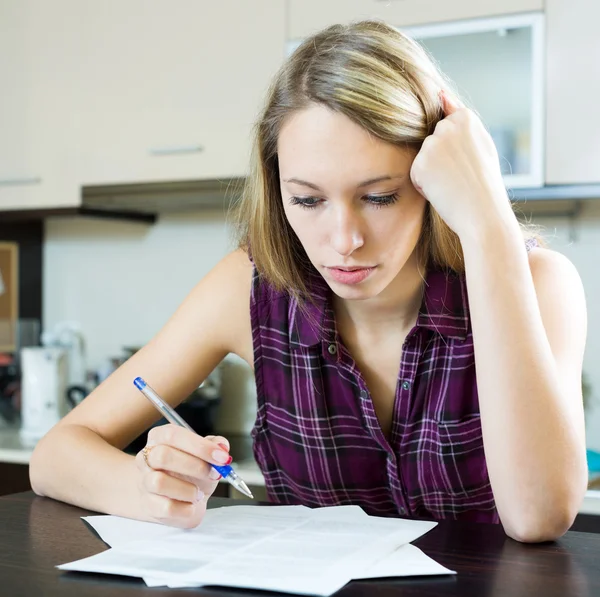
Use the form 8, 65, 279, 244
225, 455, 233, 465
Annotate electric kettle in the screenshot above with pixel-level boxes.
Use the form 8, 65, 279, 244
19, 346, 70, 446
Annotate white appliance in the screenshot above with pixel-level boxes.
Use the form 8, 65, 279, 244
19, 346, 69, 446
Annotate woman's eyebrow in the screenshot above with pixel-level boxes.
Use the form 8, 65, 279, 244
283, 174, 407, 191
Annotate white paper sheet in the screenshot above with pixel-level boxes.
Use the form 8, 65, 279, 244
355, 544, 456, 579
59, 505, 453, 596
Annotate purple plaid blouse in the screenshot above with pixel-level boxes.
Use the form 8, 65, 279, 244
250, 249, 535, 522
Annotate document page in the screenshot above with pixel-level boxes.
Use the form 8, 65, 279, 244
59, 505, 450, 596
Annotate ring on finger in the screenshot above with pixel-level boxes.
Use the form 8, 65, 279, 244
141, 445, 155, 469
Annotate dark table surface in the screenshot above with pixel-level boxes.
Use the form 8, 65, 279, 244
0, 491, 598, 597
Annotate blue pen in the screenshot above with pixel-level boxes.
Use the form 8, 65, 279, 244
133, 377, 253, 499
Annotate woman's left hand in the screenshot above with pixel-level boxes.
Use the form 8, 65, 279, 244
410, 90, 516, 242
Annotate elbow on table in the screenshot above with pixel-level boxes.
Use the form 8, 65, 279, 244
503, 499, 583, 543
29, 439, 50, 498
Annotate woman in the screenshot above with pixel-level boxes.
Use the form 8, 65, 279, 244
30, 21, 587, 543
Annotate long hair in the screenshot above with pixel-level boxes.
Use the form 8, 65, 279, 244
233, 20, 540, 300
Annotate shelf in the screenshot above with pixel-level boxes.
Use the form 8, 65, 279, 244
0, 207, 157, 224
509, 183, 600, 201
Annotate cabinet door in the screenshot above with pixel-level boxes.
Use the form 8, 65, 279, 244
0, 1, 87, 211
545, 0, 600, 184
65, 1, 285, 186
289, 0, 544, 39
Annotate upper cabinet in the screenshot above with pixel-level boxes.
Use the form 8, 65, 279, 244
68, 1, 285, 187
0, 2, 79, 211
288, 12, 545, 189
67, 1, 285, 187
288, 0, 544, 38
402, 14, 545, 188
545, 0, 600, 184
0, 0, 285, 212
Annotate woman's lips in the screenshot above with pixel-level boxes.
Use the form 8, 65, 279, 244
325, 266, 376, 285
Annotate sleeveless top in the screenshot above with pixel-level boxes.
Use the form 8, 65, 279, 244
250, 241, 536, 522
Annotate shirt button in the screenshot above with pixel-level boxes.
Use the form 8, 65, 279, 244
401, 380, 411, 390
399, 507, 406, 515
328, 344, 337, 355
359, 390, 368, 400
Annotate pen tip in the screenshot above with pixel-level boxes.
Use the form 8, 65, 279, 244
239, 481, 254, 500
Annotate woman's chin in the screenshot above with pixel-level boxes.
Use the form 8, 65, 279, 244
326, 277, 385, 301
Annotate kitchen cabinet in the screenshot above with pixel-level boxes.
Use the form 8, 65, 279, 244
69, 0, 285, 187
0, 0, 285, 214
545, 0, 600, 184
401, 13, 545, 188
288, 0, 544, 39
288, 12, 546, 189
0, 2, 79, 211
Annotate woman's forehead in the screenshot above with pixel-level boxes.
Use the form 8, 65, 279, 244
277, 105, 415, 183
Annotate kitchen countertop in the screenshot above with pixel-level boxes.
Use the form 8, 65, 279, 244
0, 426, 35, 465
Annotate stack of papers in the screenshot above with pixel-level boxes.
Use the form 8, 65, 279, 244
58, 504, 455, 595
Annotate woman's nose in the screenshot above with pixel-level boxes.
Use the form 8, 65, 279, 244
329, 208, 364, 257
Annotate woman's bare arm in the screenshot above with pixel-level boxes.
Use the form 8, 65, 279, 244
29, 249, 254, 521
462, 225, 587, 543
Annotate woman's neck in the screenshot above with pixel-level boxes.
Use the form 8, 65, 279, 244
333, 250, 425, 335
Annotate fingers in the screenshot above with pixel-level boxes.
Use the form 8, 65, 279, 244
439, 89, 464, 117
205, 435, 230, 453
142, 443, 213, 483
143, 467, 204, 504
144, 493, 207, 529
147, 425, 232, 467
137, 427, 233, 528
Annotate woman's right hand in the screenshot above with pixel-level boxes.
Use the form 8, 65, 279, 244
135, 424, 232, 528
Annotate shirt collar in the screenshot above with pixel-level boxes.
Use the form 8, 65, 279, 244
417, 269, 470, 340
290, 266, 470, 348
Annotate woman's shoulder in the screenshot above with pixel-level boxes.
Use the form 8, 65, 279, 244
213, 248, 254, 289
525, 243, 580, 280
526, 244, 584, 296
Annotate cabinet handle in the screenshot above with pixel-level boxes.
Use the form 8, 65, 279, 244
0, 177, 42, 187
148, 145, 204, 156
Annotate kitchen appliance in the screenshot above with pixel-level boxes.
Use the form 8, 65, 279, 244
41, 322, 88, 404
19, 346, 70, 446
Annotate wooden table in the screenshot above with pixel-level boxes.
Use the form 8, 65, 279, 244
1, 492, 598, 596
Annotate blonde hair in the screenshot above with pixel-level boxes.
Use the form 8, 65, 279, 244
234, 20, 540, 300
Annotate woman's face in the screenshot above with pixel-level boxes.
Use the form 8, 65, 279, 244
278, 104, 427, 301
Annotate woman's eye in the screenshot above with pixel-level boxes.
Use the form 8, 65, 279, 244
290, 196, 321, 209
365, 193, 399, 208
289, 193, 399, 210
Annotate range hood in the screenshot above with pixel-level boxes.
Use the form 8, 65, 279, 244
82, 177, 246, 216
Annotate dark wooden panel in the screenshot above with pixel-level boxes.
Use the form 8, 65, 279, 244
570, 513, 600, 534
0, 462, 31, 496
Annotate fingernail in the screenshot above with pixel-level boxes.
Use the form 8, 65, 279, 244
212, 449, 230, 464
209, 468, 222, 480
196, 489, 205, 502
218, 442, 229, 452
